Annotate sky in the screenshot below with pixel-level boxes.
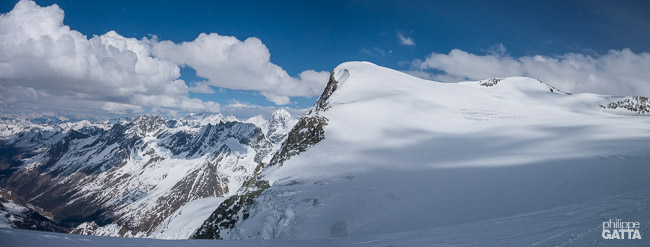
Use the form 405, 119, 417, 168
0, 0, 649, 119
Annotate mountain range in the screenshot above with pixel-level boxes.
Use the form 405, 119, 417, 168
0, 108, 296, 238
1, 62, 649, 246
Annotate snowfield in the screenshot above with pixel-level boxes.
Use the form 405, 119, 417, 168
219, 62, 649, 244
1, 190, 647, 246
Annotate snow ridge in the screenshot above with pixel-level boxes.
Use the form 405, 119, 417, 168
196, 61, 650, 242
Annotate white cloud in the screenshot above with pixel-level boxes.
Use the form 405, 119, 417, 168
188, 81, 215, 94
0, 84, 146, 116
0, 0, 220, 114
397, 33, 415, 46
220, 100, 308, 119
101, 102, 143, 113
413, 48, 650, 96
0, 0, 329, 118
151, 33, 330, 105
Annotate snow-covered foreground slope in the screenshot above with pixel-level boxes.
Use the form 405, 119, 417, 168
195, 62, 650, 244
2, 190, 647, 246
149, 197, 226, 239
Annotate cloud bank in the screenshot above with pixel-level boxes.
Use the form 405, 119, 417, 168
0, 0, 328, 117
152, 34, 329, 105
412, 48, 650, 97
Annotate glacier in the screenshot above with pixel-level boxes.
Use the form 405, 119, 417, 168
194, 62, 649, 245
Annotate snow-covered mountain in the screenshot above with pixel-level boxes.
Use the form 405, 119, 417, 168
0, 110, 297, 238
1, 62, 649, 245
192, 62, 650, 244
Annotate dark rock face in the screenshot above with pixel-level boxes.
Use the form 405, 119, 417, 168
602, 96, 650, 114
0, 146, 30, 184
267, 116, 327, 167
314, 72, 340, 111
267, 73, 337, 168
191, 178, 269, 239
0, 198, 69, 233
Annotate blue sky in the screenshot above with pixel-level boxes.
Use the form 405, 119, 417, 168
0, 0, 649, 117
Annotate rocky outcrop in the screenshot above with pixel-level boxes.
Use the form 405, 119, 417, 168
601, 96, 650, 114
191, 178, 269, 239
267, 116, 327, 168
479, 78, 503, 87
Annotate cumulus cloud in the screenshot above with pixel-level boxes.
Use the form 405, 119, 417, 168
0, 0, 329, 117
152, 33, 329, 105
0, 0, 220, 114
397, 33, 415, 46
412, 48, 650, 96
187, 81, 215, 94
0, 84, 145, 115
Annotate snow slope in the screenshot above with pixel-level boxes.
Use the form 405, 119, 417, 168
213, 62, 650, 242
149, 197, 226, 239
1, 190, 647, 246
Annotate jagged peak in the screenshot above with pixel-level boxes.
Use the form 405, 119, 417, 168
132, 114, 164, 123
268, 109, 295, 128
128, 115, 166, 136
270, 108, 292, 120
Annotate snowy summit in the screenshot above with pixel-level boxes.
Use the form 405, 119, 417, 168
187, 62, 650, 244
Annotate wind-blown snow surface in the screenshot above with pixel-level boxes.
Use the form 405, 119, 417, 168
225, 62, 649, 243
1, 191, 648, 246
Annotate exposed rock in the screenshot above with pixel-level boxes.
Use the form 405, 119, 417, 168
191, 178, 269, 239
601, 96, 650, 114
479, 78, 503, 87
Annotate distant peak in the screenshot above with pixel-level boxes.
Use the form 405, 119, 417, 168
133, 114, 164, 123
130, 115, 166, 135
270, 108, 292, 119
